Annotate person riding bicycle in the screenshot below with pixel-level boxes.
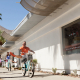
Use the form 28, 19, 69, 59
10, 41, 35, 77
14, 41, 35, 61
5, 52, 12, 70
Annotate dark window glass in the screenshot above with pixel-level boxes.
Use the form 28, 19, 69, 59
62, 19, 80, 55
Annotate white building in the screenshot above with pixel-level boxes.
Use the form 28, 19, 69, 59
0, 0, 80, 74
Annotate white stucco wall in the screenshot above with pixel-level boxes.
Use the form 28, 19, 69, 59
1, 0, 80, 74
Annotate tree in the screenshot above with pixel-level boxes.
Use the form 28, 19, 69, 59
0, 13, 2, 20
0, 13, 5, 45
0, 30, 6, 45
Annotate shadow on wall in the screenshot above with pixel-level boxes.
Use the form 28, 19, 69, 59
33, 43, 80, 74
53, 43, 80, 74
38, 63, 41, 71
35, 63, 41, 72
62, 53, 80, 74
53, 44, 70, 74
63, 56, 70, 74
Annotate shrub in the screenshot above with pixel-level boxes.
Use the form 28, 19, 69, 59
18, 67, 22, 70
73, 69, 77, 76
12, 65, 15, 67
3, 66, 5, 68
71, 73, 74, 76
61, 71, 68, 75
32, 59, 37, 64
52, 68, 57, 74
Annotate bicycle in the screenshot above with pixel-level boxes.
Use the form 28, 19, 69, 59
21, 52, 35, 78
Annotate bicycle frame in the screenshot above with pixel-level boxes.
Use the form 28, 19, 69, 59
22, 60, 33, 71
21, 53, 35, 78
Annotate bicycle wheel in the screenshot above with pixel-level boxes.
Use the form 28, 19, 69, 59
22, 63, 26, 76
28, 72, 33, 78
22, 68, 26, 76
32, 68, 34, 77
32, 63, 35, 77
28, 66, 33, 78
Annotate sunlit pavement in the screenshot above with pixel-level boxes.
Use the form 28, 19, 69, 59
0, 68, 80, 80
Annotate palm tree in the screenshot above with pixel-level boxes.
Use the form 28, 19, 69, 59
0, 13, 2, 20
0, 14, 5, 45
0, 30, 5, 45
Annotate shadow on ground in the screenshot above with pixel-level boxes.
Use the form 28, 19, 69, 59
0, 74, 53, 78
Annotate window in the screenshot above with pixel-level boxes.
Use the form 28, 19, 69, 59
62, 19, 80, 55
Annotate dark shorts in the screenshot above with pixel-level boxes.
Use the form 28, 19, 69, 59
21, 58, 27, 63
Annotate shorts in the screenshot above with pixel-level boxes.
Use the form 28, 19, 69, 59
21, 58, 27, 63
21, 55, 27, 59
21, 55, 27, 63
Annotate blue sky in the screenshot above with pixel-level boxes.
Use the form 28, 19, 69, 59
0, 0, 29, 30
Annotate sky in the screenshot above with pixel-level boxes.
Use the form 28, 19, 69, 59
0, 0, 29, 30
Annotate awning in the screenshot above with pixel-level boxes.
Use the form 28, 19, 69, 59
20, 0, 67, 16
0, 46, 8, 50
11, 12, 46, 36
0, 49, 6, 54
2, 41, 15, 47
1, 31, 19, 41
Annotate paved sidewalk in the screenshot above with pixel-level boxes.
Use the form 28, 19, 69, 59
0, 68, 80, 80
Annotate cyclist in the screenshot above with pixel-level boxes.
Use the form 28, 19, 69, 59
5, 52, 12, 71
13, 41, 35, 61
11, 41, 35, 62
10, 41, 35, 77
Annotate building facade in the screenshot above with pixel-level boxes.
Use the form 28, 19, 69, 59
1, 0, 80, 75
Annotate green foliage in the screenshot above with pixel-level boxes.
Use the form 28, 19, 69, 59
0, 13, 2, 15
61, 71, 67, 75
18, 67, 22, 70
0, 30, 6, 45
12, 65, 15, 67
52, 68, 57, 74
32, 59, 37, 64
71, 73, 74, 76
73, 69, 77, 76
0, 13, 2, 20
3, 66, 5, 68
0, 14, 6, 44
